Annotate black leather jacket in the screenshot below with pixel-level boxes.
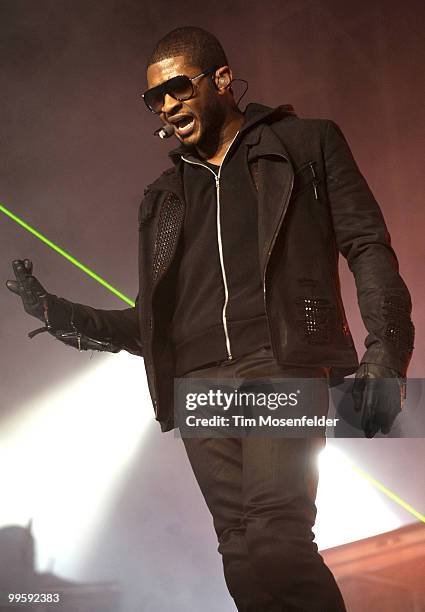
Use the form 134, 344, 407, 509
53, 103, 414, 432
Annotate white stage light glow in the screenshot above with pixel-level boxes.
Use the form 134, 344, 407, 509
315, 443, 402, 551
0, 351, 151, 578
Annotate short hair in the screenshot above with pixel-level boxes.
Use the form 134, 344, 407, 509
147, 26, 228, 72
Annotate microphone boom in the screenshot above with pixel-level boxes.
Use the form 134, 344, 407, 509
154, 124, 174, 139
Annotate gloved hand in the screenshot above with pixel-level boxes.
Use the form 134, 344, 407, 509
352, 363, 407, 438
6, 258, 121, 353
6, 259, 49, 322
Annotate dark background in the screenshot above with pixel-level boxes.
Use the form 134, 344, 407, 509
1, 1, 424, 610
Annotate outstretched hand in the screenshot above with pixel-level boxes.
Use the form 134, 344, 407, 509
352, 363, 406, 438
6, 259, 48, 322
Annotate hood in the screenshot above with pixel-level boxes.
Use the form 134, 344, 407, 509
144, 102, 296, 195
167, 102, 296, 166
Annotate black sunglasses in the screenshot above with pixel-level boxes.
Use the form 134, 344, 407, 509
142, 67, 217, 114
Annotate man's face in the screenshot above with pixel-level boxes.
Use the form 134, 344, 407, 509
146, 55, 226, 149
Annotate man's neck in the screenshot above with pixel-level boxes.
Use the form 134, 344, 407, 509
196, 110, 245, 166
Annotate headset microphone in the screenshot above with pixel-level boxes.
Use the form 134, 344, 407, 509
154, 124, 175, 139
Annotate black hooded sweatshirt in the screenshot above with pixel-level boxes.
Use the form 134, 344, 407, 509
168, 114, 272, 376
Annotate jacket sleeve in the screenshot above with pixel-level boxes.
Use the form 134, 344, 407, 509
323, 119, 414, 376
45, 292, 144, 357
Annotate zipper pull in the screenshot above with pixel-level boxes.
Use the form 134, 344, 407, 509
309, 162, 319, 200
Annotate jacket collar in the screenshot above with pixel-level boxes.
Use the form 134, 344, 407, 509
168, 102, 296, 164
146, 102, 295, 195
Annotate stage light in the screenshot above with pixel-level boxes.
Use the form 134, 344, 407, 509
0, 351, 151, 577
315, 444, 402, 550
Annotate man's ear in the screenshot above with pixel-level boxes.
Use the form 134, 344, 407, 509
214, 66, 233, 93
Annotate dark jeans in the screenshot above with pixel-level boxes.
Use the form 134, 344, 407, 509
180, 346, 346, 612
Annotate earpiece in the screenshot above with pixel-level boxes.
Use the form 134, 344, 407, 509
217, 76, 230, 91
212, 73, 230, 91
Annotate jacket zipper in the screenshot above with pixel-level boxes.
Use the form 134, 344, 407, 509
181, 131, 239, 361
262, 156, 294, 356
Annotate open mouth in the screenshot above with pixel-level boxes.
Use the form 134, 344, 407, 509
174, 115, 195, 137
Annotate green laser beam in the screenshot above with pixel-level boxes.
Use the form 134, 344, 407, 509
348, 460, 425, 523
0, 203, 135, 307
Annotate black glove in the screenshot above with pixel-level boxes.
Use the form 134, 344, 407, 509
6, 259, 49, 322
6, 258, 120, 353
352, 363, 407, 438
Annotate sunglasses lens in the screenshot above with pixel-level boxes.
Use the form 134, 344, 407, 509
144, 89, 163, 113
168, 75, 193, 100
144, 76, 193, 113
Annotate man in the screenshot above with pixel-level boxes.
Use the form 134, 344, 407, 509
7, 26, 414, 611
